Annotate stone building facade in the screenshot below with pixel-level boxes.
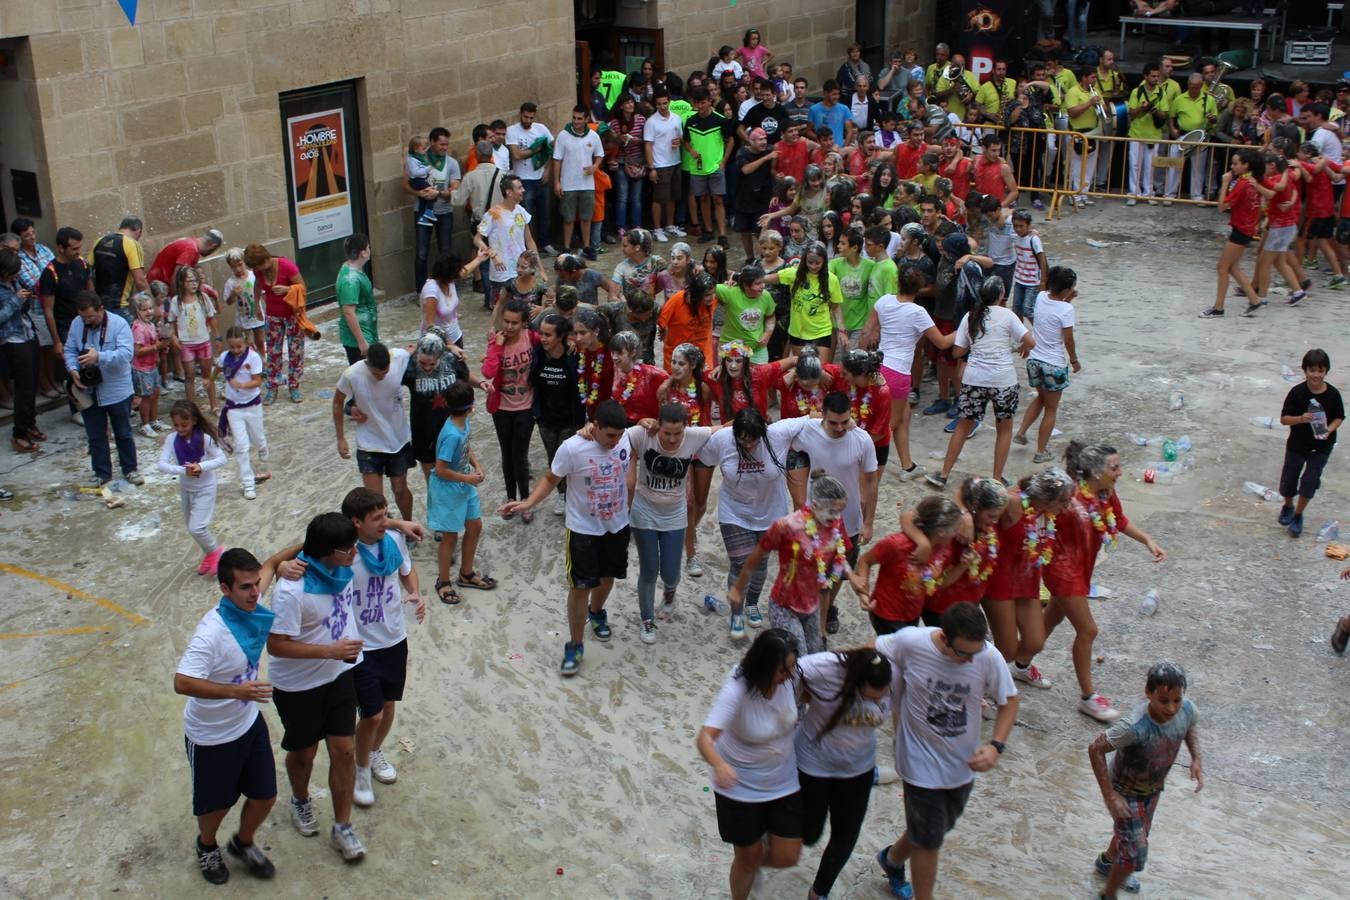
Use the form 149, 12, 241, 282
0, 0, 933, 298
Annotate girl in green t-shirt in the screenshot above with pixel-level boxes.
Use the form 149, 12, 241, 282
713, 265, 776, 363
764, 243, 844, 358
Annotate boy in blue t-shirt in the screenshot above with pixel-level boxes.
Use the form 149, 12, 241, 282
427, 382, 494, 606
1087, 661, 1203, 899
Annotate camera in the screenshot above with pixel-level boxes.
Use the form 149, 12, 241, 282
79, 365, 103, 386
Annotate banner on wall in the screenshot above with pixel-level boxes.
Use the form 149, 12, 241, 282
287, 108, 353, 249
957, 1, 1029, 80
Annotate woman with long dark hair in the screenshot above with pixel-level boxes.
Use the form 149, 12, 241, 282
796, 649, 893, 900
608, 94, 647, 237
838, 348, 892, 481
764, 241, 844, 363
658, 342, 715, 579
482, 299, 539, 519
529, 314, 584, 517
707, 339, 794, 424
658, 271, 717, 372
571, 308, 614, 421
697, 628, 803, 900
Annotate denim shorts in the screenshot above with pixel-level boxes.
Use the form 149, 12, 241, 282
1011, 282, 1038, 321
132, 368, 162, 397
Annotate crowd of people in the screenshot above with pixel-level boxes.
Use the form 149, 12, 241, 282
1, 32, 1347, 900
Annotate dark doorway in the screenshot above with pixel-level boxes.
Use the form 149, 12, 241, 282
856, 0, 888, 76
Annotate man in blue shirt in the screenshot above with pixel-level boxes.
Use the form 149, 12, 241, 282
809, 80, 853, 147
63, 290, 142, 486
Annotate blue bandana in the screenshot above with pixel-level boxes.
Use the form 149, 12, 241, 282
356, 533, 402, 577
215, 595, 275, 667
298, 551, 354, 595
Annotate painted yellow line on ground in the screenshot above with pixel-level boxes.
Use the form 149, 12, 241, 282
0, 563, 150, 625
0, 626, 106, 640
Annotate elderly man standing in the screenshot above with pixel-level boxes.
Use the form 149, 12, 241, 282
1164, 73, 1219, 205
148, 228, 225, 288
63, 290, 142, 486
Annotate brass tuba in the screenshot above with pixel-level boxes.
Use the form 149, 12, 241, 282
942, 63, 976, 104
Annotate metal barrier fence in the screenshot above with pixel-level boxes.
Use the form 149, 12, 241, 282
998, 126, 1252, 220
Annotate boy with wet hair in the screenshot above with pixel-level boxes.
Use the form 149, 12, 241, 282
1087, 661, 1203, 899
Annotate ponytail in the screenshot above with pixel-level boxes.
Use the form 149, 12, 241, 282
967, 275, 1005, 343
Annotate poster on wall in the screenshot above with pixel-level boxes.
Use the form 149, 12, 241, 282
957, 1, 1027, 79
287, 108, 353, 249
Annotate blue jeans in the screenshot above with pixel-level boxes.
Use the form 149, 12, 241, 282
84, 397, 138, 483
521, 179, 550, 245
633, 526, 685, 621
616, 171, 644, 230
1012, 282, 1038, 321
413, 212, 453, 288
1066, 0, 1090, 50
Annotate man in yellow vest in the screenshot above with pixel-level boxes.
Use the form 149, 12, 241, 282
975, 60, 1017, 126
1062, 66, 1100, 208
1124, 64, 1171, 205
1164, 73, 1219, 204
925, 43, 952, 94
934, 54, 981, 122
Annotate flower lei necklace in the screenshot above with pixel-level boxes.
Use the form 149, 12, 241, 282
1078, 481, 1119, 549
672, 378, 701, 425
1021, 495, 1056, 567
794, 385, 823, 416
962, 528, 999, 582
578, 348, 606, 408
790, 506, 848, 588
904, 561, 941, 596
618, 366, 641, 402
850, 385, 873, 425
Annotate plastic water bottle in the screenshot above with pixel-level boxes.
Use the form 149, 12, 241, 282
1181, 455, 1196, 471
1249, 416, 1275, 429
1169, 392, 1184, 412
1161, 439, 1178, 462
1244, 481, 1278, 501
1140, 589, 1160, 616
1176, 435, 1192, 452
1318, 521, 1341, 541
703, 594, 727, 615
1309, 397, 1329, 439
1126, 433, 1151, 446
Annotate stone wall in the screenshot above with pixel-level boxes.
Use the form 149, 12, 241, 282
5, 0, 575, 295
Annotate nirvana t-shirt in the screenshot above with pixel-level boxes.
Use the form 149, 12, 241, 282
628, 425, 714, 531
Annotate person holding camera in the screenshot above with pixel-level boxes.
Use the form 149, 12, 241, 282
1006, 69, 1052, 210
63, 290, 143, 487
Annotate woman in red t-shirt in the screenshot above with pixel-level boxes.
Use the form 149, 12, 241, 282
851, 494, 960, 634
1253, 155, 1305, 305
610, 330, 667, 424
244, 242, 306, 403
838, 349, 892, 479
1201, 148, 1279, 318
925, 477, 1010, 627
731, 475, 855, 653
983, 468, 1075, 689
1295, 147, 1346, 284
571, 308, 614, 421
776, 349, 839, 507
1039, 442, 1166, 723
706, 339, 792, 425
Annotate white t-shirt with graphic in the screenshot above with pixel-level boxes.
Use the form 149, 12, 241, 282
551, 433, 632, 535
788, 418, 877, 536
223, 272, 262, 328
477, 204, 533, 284
168, 295, 216, 345
506, 121, 554, 181
268, 577, 363, 693
628, 425, 714, 531
704, 666, 800, 803
697, 419, 799, 531
176, 606, 263, 746
336, 348, 412, 454
350, 531, 414, 651
875, 627, 1016, 789
795, 650, 890, 778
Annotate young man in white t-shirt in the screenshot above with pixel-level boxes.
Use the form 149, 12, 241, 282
1014, 265, 1080, 462
341, 487, 424, 809
643, 90, 686, 242
474, 174, 538, 308
267, 512, 367, 860
506, 102, 557, 256
219, 326, 269, 499
784, 392, 879, 634
333, 343, 414, 522
552, 105, 605, 261
174, 548, 283, 884
501, 399, 632, 676
873, 603, 1018, 900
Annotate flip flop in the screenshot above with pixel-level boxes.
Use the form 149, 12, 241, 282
435, 578, 462, 606
11, 437, 39, 454
26, 427, 48, 442
255, 472, 272, 482
457, 570, 497, 590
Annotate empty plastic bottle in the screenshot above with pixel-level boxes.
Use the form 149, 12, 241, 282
1140, 589, 1160, 616
1243, 481, 1278, 501
1249, 416, 1275, 428
1176, 435, 1192, 452
1169, 392, 1184, 411
703, 594, 727, 615
1318, 521, 1341, 541
1181, 455, 1196, 471
1309, 397, 1329, 438
1126, 433, 1151, 446
1161, 439, 1178, 462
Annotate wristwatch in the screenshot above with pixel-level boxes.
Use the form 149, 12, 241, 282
989, 739, 1006, 755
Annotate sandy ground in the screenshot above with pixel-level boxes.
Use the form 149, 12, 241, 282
1, 202, 1347, 899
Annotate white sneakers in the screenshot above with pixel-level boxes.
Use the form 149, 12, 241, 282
369, 749, 397, 784
290, 796, 319, 836
898, 463, 926, 482
552, 494, 566, 516
640, 620, 658, 644
330, 823, 366, 861
686, 555, 704, 577
652, 228, 669, 242
1079, 693, 1121, 722
1012, 664, 1052, 689
353, 767, 375, 808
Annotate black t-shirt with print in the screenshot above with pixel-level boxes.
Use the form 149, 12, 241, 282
1283, 381, 1343, 454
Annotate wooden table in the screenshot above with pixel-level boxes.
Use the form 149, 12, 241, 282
1118, 15, 1276, 64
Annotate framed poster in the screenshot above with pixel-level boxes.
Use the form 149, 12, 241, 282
287, 108, 353, 249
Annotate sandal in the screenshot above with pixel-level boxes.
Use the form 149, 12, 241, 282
457, 570, 497, 590
25, 427, 48, 442
11, 437, 39, 454
435, 578, 462, 606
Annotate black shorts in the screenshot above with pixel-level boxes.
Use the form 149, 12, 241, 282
412, 418, 450, 464
786, 449, 811, 470
1337, 220, 1350, 245
714, 790, 804, 846
1304, 216, 1335, 240
353, 639, 408, 717
874, 443, 890, 466
846, 532, 860, 570
272, 670, 358, 751
566, 526, 630, 589
902, 780, 974, 849
870, 612, 920, 635
733, 209, 766, 233
344, 344, 365, 365
185, 714, 277, 816
356, 443, 415, 478
1228, 227, 1254, 247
